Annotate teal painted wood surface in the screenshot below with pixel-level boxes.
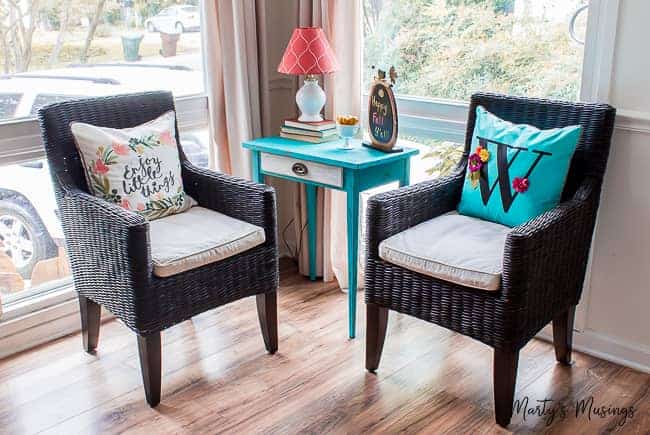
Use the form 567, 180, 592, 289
243, 137, 418, 169
245, 137, 418, 338
345, 170, 359, 339
306, 184, 318, 281
251, 150, 262, 183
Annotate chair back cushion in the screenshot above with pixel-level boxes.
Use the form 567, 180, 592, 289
458, 106, 581, 227
464, 93, 616, 201
38, 92, 181, 197
71, 110, 195, 220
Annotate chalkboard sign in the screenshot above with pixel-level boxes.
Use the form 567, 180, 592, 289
367, 79, 398, 151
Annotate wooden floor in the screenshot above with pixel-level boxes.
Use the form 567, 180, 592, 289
1, 261, 648, 434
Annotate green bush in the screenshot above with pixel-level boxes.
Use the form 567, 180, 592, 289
364, 0, 584, 101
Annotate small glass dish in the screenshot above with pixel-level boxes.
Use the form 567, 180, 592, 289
336, 123, 360, 150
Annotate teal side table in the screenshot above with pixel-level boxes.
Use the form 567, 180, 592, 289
243, 137, 418, 338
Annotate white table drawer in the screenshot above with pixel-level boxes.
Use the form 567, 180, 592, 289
261, 153, 343, 188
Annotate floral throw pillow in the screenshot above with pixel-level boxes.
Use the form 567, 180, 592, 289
71, 111, 196, 221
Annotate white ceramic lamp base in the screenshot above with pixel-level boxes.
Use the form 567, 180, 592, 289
296, 76, 326, 122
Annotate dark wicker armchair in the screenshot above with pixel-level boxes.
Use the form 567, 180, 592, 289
38, 91, 279, 407
364, 93, 616, 427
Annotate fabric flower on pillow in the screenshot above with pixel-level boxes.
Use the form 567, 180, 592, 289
479, 147, 490, 162
512, 177, 529, 193
468, 153, 483, 172
467, 154, 483, 189
467, 144, 491, 189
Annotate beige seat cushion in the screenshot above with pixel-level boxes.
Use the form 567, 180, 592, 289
149, 206, 265, 278
378, 212, 510, 291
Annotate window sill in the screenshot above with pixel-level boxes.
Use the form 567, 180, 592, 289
1, 284, 76, 322
0, 285, 113, 359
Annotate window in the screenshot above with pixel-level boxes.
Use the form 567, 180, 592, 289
0, 94, 22, 119
0, 0, 209, 317
363, 0, 596, 180
0, 1, 205, 123
0, 159, 69, 305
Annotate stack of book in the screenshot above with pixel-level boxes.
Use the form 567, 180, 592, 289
280, 119, 337, 143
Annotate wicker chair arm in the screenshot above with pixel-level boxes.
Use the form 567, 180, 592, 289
506, 181, 595, 245
365, 169, 465, 257
58, 180, 152, 308
181, 161, 277, 246
502, 178, 598, 304
60, 182, 148, 228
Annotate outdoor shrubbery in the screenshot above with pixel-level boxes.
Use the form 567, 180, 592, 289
364, 0, 584, 101
364, 0, 585, 176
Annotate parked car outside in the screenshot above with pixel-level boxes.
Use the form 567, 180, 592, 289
0, 62, 208, 279
145, 5, 201, 34
0, 162, 61, 278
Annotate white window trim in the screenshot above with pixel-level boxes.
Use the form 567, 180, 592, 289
579, 0, 620, 103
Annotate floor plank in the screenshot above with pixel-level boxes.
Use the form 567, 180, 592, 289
0, 260, 647, 434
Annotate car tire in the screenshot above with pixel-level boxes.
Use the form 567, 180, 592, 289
0, 200, 55, 279
175, 22, 184, 33
147, 22, 156, 33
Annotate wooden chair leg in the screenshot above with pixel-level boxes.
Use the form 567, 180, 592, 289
137, 332, 161, 407
494, 348, 519, 427
365, 303, 388, 372
553, 305, 576, 365
79, 295, 101, 353
256, 292, 278, 354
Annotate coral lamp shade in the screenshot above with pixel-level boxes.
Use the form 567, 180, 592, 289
278, 27, 339, 75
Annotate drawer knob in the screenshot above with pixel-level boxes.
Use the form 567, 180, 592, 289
292, 162, 309, 176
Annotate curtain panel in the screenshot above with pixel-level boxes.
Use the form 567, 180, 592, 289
202, 0, 270, 178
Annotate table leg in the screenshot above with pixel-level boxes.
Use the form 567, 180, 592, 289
306, 184, 318, 281
399, 158, 411, 187
251, 150, 262, 184
347, 185, 359, 339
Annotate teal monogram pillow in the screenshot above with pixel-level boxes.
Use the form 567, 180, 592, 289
457, 106, 582, 227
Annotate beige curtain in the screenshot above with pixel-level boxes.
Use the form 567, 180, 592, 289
294, 0, 362, 288
202, 0, 269, 178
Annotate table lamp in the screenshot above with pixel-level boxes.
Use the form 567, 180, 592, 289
278, 27, 339, 122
